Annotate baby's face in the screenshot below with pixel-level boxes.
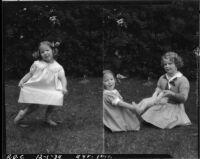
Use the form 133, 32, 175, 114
39, 44, 53, 63
103, 73, 116, 91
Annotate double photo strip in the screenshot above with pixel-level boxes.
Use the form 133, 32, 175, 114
3, 0, 199, 158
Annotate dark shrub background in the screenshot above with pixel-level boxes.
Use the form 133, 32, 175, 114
3, 1, 198, 80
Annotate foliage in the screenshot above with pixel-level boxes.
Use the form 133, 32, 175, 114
103, 2, 198, 79
3, 2, 198, 79
4, 3, 103, 78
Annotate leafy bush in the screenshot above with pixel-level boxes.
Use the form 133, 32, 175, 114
103, 2, 198, 80
4, 2, 198, 80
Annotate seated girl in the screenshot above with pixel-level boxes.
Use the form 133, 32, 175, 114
103, 70, 141, 132
138, 52, 191, 129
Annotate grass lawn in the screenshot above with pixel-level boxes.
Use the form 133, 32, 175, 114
104, 78, 198, 158
5, 77, 198, 157
5, 78, 103, 154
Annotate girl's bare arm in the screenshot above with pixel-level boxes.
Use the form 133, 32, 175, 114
163, 90, 187, 103
58, 71, 68, 94
117, 101, 140, 114
19, 72, 33, 86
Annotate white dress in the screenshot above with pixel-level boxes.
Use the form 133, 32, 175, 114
18, 60, 64, 106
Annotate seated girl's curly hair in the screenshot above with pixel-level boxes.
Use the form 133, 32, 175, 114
103, 70, 114, 76
161, 51, 184, 69
32, 41, 60, 60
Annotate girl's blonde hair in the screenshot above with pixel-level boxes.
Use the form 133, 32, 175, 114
32, 41, 59, 60
161, 51, 184, 69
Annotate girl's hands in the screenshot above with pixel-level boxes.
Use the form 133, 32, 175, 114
62, 88, 68, 95
162, 90, 175, 97
132, 101, 136, 106
18, 80, 24, 88
132, 101, 143, 115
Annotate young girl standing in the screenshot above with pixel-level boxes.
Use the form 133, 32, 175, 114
103, 70, 141, 132
140, 52, 191, 129
14, 41, 68, 126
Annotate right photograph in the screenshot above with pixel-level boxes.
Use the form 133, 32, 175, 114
102, 1, 199, 158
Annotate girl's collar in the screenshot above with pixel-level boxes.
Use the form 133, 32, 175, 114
42, 60, 55, 64
165, 71, 182, 81
165, 72, 182, 89
104, 89, 118, 94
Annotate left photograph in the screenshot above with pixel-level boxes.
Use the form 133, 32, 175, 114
4, 2, 103, 153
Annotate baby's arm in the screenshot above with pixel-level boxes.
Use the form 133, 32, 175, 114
19, 62, 37, 87
58, 70, 68, 95
152, 87, 162, 98
18, 72, 33, 87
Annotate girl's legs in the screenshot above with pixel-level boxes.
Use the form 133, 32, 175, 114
45, 106, 57, 126
14, 104, 39, 124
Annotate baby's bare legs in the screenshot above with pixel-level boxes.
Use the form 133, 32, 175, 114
14, 104, 39, 124
24, 104, 39, 115
138, 97, 156, 113
138, 92, 166, 114
156, 92, 164, 101
45, 106, 57, 126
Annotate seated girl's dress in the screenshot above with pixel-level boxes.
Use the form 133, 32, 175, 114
103, 89, 140, 132
18, 60, 64, 106
141, 72, 191, 129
